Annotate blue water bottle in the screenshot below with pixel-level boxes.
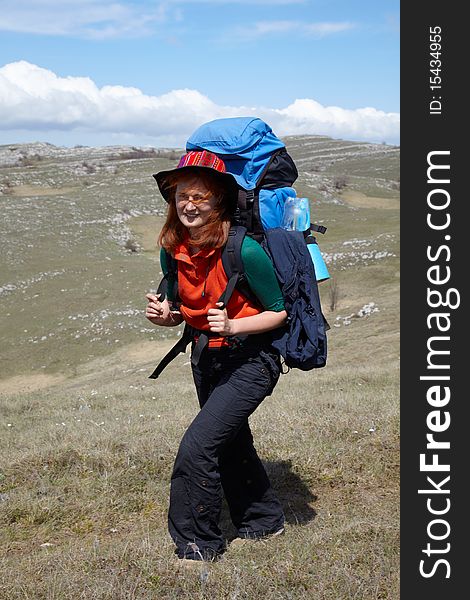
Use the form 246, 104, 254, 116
281, 196, 330, 282
306, 238, 330, 282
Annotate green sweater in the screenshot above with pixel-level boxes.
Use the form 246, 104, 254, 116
160, 236, 285, 312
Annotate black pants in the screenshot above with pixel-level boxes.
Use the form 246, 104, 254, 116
168, 339, 285, 560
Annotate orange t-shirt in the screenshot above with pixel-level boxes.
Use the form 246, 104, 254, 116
174, 238, 262, 347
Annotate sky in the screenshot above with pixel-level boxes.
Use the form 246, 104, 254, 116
0, 0, 400, 148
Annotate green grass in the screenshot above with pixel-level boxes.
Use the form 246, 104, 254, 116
0, 136, 399, 598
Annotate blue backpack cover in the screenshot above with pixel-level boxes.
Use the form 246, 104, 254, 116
187, 117, 298, 232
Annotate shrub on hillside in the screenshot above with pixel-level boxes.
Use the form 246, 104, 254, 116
333, 176, 349, 190
124, 238, 139, 253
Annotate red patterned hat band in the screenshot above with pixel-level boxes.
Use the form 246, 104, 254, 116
177, 150, 227, 174
153, 149, 238, 207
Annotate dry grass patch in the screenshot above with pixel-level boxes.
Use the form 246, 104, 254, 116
339, 190, 399, 210
9, 184, 77, 197
0, 374, 66, 397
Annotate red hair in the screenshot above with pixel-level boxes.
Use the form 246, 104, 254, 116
158, 171, 232, 254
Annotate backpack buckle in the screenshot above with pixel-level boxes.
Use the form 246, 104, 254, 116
245, 189, 255, 204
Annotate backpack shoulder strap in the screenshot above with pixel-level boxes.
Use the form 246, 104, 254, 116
219, 225, 246, 309
157, 249, 179, 305
222, 225, 246, 277
220, 225, 263, 308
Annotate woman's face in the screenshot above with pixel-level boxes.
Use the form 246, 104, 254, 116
174, 176, 218, 232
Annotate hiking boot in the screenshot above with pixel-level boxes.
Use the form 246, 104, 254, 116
230, 526, 285, 547
178, 558, 207, 569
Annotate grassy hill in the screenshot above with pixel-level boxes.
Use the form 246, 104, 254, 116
0, 136, 399, 599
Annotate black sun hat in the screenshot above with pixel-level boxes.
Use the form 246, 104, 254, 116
153, 150, 239, 211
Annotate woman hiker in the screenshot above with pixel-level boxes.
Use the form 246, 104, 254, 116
145, 150, 287, 562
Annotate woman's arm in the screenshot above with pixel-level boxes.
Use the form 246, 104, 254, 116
207, 303, 287, 336
145, 293, 183, 327
207, 236, 289, 336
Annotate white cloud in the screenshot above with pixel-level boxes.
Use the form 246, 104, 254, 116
0, 0, 169, 39
303, 22, 355, 36
270, 99, 399, 145
0, 0, 306, 38
0, 61, 400, 146
244, 20, 355, 38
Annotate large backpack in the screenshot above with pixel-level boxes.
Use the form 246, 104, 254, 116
149, 117, 328, 379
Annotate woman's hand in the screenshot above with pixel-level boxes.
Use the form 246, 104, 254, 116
207, 302, 234, 336
208, 308, 288, 337
145, 293, 182, 327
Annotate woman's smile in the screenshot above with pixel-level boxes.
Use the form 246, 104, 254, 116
175, 176, 218, 232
